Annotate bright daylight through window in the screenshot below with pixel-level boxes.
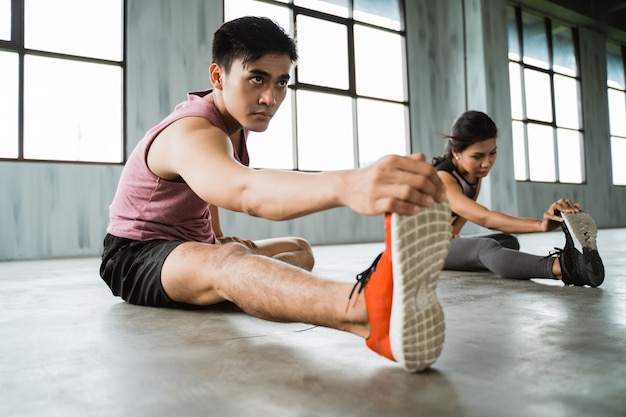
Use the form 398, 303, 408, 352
607, 43, 626, 186
508, 6, 584, 184
0, 0, 124, 163
224, 0, 408, 171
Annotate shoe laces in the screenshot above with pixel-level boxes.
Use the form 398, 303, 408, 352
345, 252, 382, 312
543, 247, 564, 259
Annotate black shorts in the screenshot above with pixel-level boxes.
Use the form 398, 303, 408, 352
99, 233, 197, 309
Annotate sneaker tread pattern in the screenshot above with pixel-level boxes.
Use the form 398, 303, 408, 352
389, 202, 451, 372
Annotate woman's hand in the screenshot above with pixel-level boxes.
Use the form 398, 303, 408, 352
539, 198, 581, 232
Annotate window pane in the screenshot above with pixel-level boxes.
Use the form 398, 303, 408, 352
296, 15, 349, 90
557, 128, 583, 183
25, 0, 123, 61
24, 56, 123, 162
224, 0, 409, 173
247, 90, 294, 170
354, 0, 402, 31
509, 62, 523, 119
512, 120, 527, 180
355, 24, 405, 101
611, 137, 626, 185
224, 1, 294, 85
522, 12, 549, 69
296, 91, 353, 170
554, 74, 580, 129
357, 99, 407, 167
552, 25, 577, 76
294, 0, 349, 18
0, 0, 9, 40
0, 51, 18, 158
224, 0, 292, 35
527, 123, 556, 182
507, 7, 520, 61
524, 69, 552, 122
608, 89, 626, 137
607, 44, 625, 89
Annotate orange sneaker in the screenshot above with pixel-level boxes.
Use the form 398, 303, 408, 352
349, 202, 451, 371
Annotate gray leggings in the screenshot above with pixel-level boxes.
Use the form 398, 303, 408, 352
443, 233, 555, 279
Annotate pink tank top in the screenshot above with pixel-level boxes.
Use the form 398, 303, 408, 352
107, 90, 249, 243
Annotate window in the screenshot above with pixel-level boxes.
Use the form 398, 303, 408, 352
224, 0, 408, 171
0, 0, 124, 163
607, 43, 626, 186
0, 0, 9, 41
507, 6, 584, 183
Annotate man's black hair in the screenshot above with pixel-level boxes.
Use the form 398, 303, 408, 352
212, 16, 298, 72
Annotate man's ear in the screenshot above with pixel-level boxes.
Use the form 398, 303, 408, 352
209, 63, 223, 90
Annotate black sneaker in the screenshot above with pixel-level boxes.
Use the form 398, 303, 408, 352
557, 210, 604, 287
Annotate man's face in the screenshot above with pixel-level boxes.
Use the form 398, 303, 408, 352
219, 53, 292, 132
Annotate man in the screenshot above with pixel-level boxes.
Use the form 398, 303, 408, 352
100, 16, 451, 372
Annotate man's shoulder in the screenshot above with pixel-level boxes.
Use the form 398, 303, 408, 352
156, 113, 228, 145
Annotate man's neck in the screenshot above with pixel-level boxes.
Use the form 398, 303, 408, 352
205, 90, 244, 138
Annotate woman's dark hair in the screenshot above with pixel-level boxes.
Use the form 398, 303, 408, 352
432, 110, 498, 166
212, 16, 298, 73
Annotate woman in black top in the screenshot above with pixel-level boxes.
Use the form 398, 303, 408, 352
432, 110, 604, 286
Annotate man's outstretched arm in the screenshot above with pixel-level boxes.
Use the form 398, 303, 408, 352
152, 117, 446, 221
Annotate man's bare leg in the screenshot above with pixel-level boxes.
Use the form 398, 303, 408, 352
162, 203, 451, 372
161, 241, 369, 338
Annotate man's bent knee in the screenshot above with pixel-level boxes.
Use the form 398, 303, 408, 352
253, 237, 315, 271
288, 237, 315, 271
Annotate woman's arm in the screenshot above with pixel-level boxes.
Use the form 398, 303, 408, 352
438, 171, 579, 234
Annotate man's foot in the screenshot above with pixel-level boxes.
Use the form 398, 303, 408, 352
557, 210, 605, 287
348, 203, 451, 372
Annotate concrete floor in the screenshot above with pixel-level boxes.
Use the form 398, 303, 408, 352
1, 229, 625, 417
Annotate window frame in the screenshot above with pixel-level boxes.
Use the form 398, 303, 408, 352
607, 42, 626, 186
225, 0, 410, 172
0, 0, 127, 165
508, 6, 585, 184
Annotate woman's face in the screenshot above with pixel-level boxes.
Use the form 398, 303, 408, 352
453, 138, 498, 181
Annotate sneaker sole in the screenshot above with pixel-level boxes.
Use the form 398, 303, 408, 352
562, 211, 605, 287
561, 211, 598, 252
388, 202, 451, 372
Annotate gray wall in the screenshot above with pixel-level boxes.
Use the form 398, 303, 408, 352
405, 0, 519, 235
1, 0, 624, 260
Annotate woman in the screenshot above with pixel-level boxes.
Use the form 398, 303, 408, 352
433, 110, 604, 287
